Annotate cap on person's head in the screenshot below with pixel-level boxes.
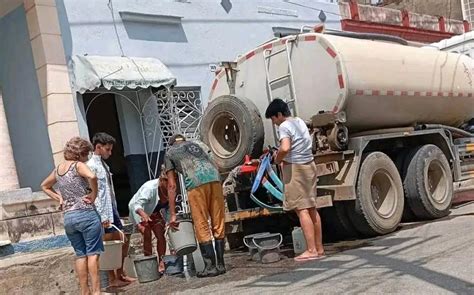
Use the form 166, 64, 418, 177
169, 134, 186, 146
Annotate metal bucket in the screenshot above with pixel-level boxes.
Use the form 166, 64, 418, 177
99, 225, 124, 270
253, 233, 283, 264
243, 232, 270, 261
163, 255, 184, 275
167, 219, 197, 256
133, 255, 160, 283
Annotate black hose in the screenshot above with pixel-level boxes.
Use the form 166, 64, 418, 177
325, 30, 408, 46
416, 124, 474, 138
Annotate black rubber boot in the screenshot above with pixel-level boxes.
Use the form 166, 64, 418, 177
197, 242, 219, 278
215, 239, 226, 275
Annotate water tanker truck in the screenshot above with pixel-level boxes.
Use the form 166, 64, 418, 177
200, 29, 474, 238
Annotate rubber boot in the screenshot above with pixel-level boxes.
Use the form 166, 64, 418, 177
197, 242, 219, 278
215, 239, 226, 275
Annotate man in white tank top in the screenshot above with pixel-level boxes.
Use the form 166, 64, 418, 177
265, 98, 325, 261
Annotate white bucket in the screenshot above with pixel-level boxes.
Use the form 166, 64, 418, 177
99, 225, 124, 271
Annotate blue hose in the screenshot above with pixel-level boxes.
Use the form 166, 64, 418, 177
262, 178, 284, 201
249, 154, 284, 211
266, 164, 283, 192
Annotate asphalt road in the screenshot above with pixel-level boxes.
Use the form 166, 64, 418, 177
176, 203, 474, 295
1, 203, 473, 294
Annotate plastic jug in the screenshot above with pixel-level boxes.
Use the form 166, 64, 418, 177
292, 227, 306, 255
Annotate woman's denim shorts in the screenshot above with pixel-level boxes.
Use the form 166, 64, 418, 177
64, 209, 104, 257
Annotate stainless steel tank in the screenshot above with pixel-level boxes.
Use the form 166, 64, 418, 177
209, 33, 474, 143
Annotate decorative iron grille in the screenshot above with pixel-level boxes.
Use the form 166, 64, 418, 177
153, 86, 203, 148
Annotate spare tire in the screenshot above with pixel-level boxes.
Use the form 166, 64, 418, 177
200, 95, 264, 172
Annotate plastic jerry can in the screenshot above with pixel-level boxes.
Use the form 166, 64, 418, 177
292, 227, 306, 255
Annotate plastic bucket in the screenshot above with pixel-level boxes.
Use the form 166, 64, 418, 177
243, 232, 270, 261
167, 219, 197, 256
253, 233, 283, 264
163, 255, 184, 275
243, 232, 270, 251
133, 255, 160, 283
99, 225, 124, 271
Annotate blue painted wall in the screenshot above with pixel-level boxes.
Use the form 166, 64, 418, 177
55, 0, 341, 194
0, 7, 54, 191
57, 0, 341, 104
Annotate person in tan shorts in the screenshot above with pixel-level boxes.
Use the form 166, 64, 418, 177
165, 134, 225, 277
265, 98, 325, 262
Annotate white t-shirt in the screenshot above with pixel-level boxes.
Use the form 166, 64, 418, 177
278, 117, 313, 164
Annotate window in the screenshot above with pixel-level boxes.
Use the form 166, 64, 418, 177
461, 0, 474, 23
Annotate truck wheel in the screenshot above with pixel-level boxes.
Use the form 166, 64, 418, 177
347, 152, 404, 236
404, 145, 453, 219
395, 149, 418, 222
200, 95, 264, 172
320, 203, 359, 240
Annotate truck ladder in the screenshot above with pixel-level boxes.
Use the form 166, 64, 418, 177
263, 37, 298, 116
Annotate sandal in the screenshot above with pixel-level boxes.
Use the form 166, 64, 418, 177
294, 255, 325, 262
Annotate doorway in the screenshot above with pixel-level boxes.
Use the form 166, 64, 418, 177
82, 92, 131, 215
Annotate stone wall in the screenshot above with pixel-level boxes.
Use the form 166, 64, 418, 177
0, 189, 63, 244
383, 0, 463, 20
342, 0, 464, 21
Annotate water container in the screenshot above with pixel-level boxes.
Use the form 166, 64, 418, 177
292, 227, 306, 255
99, 225, 124, 270
243, 232, 270, 261
252, 233, 283, 264
167, 219, 197, 256
133, 255, 160, 283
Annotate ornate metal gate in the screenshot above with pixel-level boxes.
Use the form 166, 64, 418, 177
85, 86, 203, 215
85, 86, 203, 179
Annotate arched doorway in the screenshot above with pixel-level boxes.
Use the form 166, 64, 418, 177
82, 87, 202, 215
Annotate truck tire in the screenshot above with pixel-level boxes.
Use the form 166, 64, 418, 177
347, 152, 404, 236
404, 144, 453, 219
320, 203, 359, 240
395, 149, 418, 222
200, 95, 264, 172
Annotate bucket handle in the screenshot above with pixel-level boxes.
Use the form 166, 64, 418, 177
243, 237, 254, 249
252, 234, 283, 251
107, 224, 125, 244
242, 232, 270, 249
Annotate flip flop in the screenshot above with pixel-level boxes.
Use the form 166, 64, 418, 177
294, 255, 325, 262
